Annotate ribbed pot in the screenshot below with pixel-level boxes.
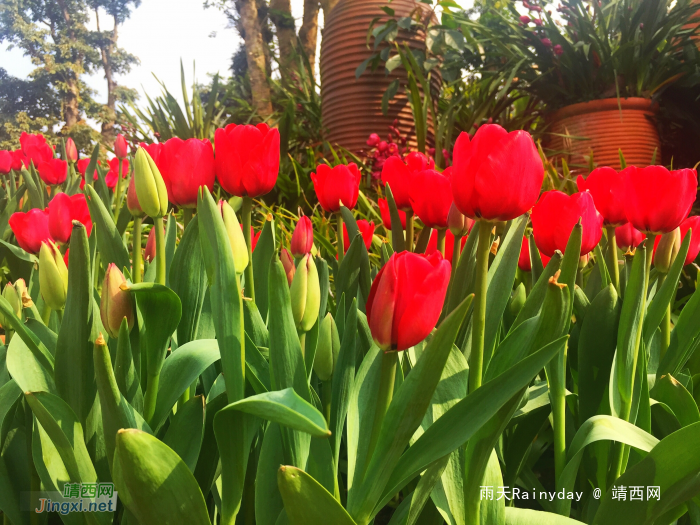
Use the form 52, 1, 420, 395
320, 0, 440, 153
547, 97, 660, 171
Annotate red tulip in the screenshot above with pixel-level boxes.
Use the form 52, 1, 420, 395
518, 236, 532, 271
77, 159, 101, 189
127, 176, 144, 218
20, 132, 53, 166
291, 216, 313, 257
447, 202, 474, 236
37, 158, 68, 185
365, 251, 451, 351
138, 142, 164, 166
65, 138, 78, 163
680, 216, 700, 266
48, 192, 92, 244
10, 150, 27, 171
615, 222, 645, 252
614, 165, 697, 234
144, 226, 160, 262
115, 134, 129, 160
426, 229, 467, 262
311, 163, 361, 213
378, 198, 406, 230
0, 151, 12, 174
380, 152, 433, 211
241, 225, 262, 252
9, 208, 52, 254
281, 247, 296, 286
576, 166, 628, 226
531, 190, 604, 257
214, 123, 280, 198
105, 158, 129, 189
160, 138, 215, 207
343, 220, 374, 253
63, 248, 69, 267
451, 124, 544, 221
409, 169, 453, 229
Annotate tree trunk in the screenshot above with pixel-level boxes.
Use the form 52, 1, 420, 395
237, 0, 273, 118
97, 11, 118, 146
269, 0, 296, 80
299, 0, 320, 76
63, 76, 81, 128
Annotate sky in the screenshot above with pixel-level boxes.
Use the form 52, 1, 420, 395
0, 0, 312, 109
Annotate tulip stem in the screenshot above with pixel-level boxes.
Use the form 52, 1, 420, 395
364, 350, 397, 478
606, 226, 620, 294
405, 211, 414, 252
154, 216, 166, 286
242, 197, 256, 301
658, 273, 671, 360
114, 160, 123, 221
143, 372, 160, 425
450, 233, 463, 284
41, 304, 51, 326
183, 208, 193, 230
133, 217, 142, 284
336, 213, 344, 264
469, 221, 492, 394
437, 229, 446, 256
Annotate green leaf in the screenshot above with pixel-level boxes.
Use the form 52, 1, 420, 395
163, 395, 205, 473
246, 333, 271, 393
253, 218, 276, 320
510, 253, 563, 332
348, 296, 473, 524
7, 333, 55, 394
505, 508, 584, 524
255, 423, 286, 525
384, 184, 406, 252
229, 388, 330, 437
150, 339, 220, 432
387, 457, 450, 525
278, 465, 357, 525
651, 374, 700, 428
197, 187, 245, 403
0, 294, 54, 372
658, 276, 700, 377
114, 318, 143, 412
55, 222, 95, 426
113, 429, 211, 525
193, 390, 228, 496
84, 184, 131, 272
170, 215, 208, 346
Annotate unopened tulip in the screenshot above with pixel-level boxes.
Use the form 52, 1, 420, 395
39, 241, 68, 310
20, 132, 53, 166
48, 192, 92, 244
576, 166, 628, 226
220, 200, 249, 274
343, 220, 374, 253
378, 198, 406, 230
447, 202, 473, 236
311, 163, 361, 213
9, 208, 52, 254
144, 226, 158, 262
314, 313, 340, 381
679, 216, 700, 266
100, 263, 135, 338
126, 176, 144, 218
133, 148, 168, 219
381, 152, 433, 211
65, 138, 78, 163
451, 124, 544, 221
115, 134, 129, 160
614, 165, 697, 234
290, 254, 321, 333
105, 158, 129, 189
280, 248, 296, 286
531, 191, 603, 257
37, 158, 68, 185
291, 216, 314, 258
518, 236, 532, 272
366, 251, 451, 351
410, 170, 453, 229
615, 222, 644, 252
653, 228, 681, 274
0, 150, 11, 174
0, 282, 21, 328
215, 123, 280, 198
160, 137, 215, 207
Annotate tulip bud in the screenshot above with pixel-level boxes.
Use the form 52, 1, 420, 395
100, 264, 135, 339
133, 147, 168, 219
654, 227, 681, 274
14, 279, 30, 307
144, 226, 162, 263
314, 313, 340, 381
39, 241, 68, 310
281, 248, 296, 286
447, 202, 471, 236
115, 134, 129, 160
290, 254, 321, 333
291, 216, 313, 258
126, 176, 145, 218
219, 200, 249, 274
0, 282, 21, 328
65, 138, 78, 163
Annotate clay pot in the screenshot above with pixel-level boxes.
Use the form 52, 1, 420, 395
547, 97, 660, 171
320, 0, 440, 153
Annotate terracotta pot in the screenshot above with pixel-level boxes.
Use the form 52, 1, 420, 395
320, 0, 440, 153
547, 97, 660, 172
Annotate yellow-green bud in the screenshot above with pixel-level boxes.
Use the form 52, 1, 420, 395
133, 147, 168, 218
654, 227, 681, 274
290, 254, 321, 333
39, 241, 68, 310
0, 282, 21, 328
220, 200, 249, 274
314, 313, 340, 381
100, 263, 135, 339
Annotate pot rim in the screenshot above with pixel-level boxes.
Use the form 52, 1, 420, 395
551, 97, 657, 121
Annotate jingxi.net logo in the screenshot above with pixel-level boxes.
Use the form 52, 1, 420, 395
30, 482, 117, 516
